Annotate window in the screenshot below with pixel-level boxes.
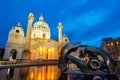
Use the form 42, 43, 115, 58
111, 43, 113, 46
43, 34, 46, 38
16, 30, 19, 33
118, 52, 120, 55
119, 56, 120, 60
65, 39, 68, 42
43, 25, 46, 29
116, 41, 119, 44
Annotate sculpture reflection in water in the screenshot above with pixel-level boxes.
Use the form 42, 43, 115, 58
58, 43, 118, 80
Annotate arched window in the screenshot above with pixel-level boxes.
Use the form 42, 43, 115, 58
16, 30, 19, 33
65, 39, 68, 42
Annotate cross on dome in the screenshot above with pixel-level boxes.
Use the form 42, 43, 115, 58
16, 22, 21, 27
39, 14, 44, 21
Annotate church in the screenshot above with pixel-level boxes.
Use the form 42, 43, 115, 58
3, 13, 69, 61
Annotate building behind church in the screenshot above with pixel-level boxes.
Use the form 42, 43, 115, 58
101, 37, 120, 61
101, 37, 120, 72
3, 13, 69, 61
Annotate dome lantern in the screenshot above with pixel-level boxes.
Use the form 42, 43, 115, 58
15, 22, 21, 27
39, 14, 44, 21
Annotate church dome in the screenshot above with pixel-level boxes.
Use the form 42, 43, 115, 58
33, 15, 49, 29
31, 15, 51, 39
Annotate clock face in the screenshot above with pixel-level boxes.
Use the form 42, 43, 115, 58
13, 37, 19, 42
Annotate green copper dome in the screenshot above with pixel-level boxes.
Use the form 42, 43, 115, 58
33, 15, 49, 29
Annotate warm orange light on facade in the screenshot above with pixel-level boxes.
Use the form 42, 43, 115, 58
36, 48, 39, 59
40, 39, 43, 42
44, 39, 48, 42
48, 48, 51, 59
52, 48, 54, 59
43, 47, 46, 59
32, 47, 58, 60
40, 47, 42, 54
36, 48, 38, 54
13, 37, 19, 42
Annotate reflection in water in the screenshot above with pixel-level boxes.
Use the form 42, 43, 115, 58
6, 68, 14, 79
19, 67, 29, 80
0, 65, 119, 80
58, 74, 67, 80
28, 66, 60, 80
0, 65, 60, 80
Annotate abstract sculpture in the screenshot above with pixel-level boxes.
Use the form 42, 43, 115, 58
58, 43, 118, 80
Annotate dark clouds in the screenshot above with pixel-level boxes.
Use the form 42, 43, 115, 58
0, 0, 120, 47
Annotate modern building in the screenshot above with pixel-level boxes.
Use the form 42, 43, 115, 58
101, 37, 120, 61
101, 37, 120, 72
3, 13, 69, 61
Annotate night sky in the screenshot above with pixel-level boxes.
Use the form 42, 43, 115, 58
0, 0, 120, 48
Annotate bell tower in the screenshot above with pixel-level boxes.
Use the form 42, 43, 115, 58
26, 13, 34, 49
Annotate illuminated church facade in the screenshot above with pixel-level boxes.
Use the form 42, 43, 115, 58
4, 13, 69, 61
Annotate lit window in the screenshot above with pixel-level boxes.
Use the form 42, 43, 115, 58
43, 25, 46, 29
116, 41, 119, 44
111, 43, 113, 46
43, 34, 46, 38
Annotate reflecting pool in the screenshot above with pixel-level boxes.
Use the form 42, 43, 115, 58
0, 65, 119, 80
0, 65, 60, 80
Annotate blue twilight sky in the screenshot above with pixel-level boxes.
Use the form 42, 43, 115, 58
0, 0, 120, 48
